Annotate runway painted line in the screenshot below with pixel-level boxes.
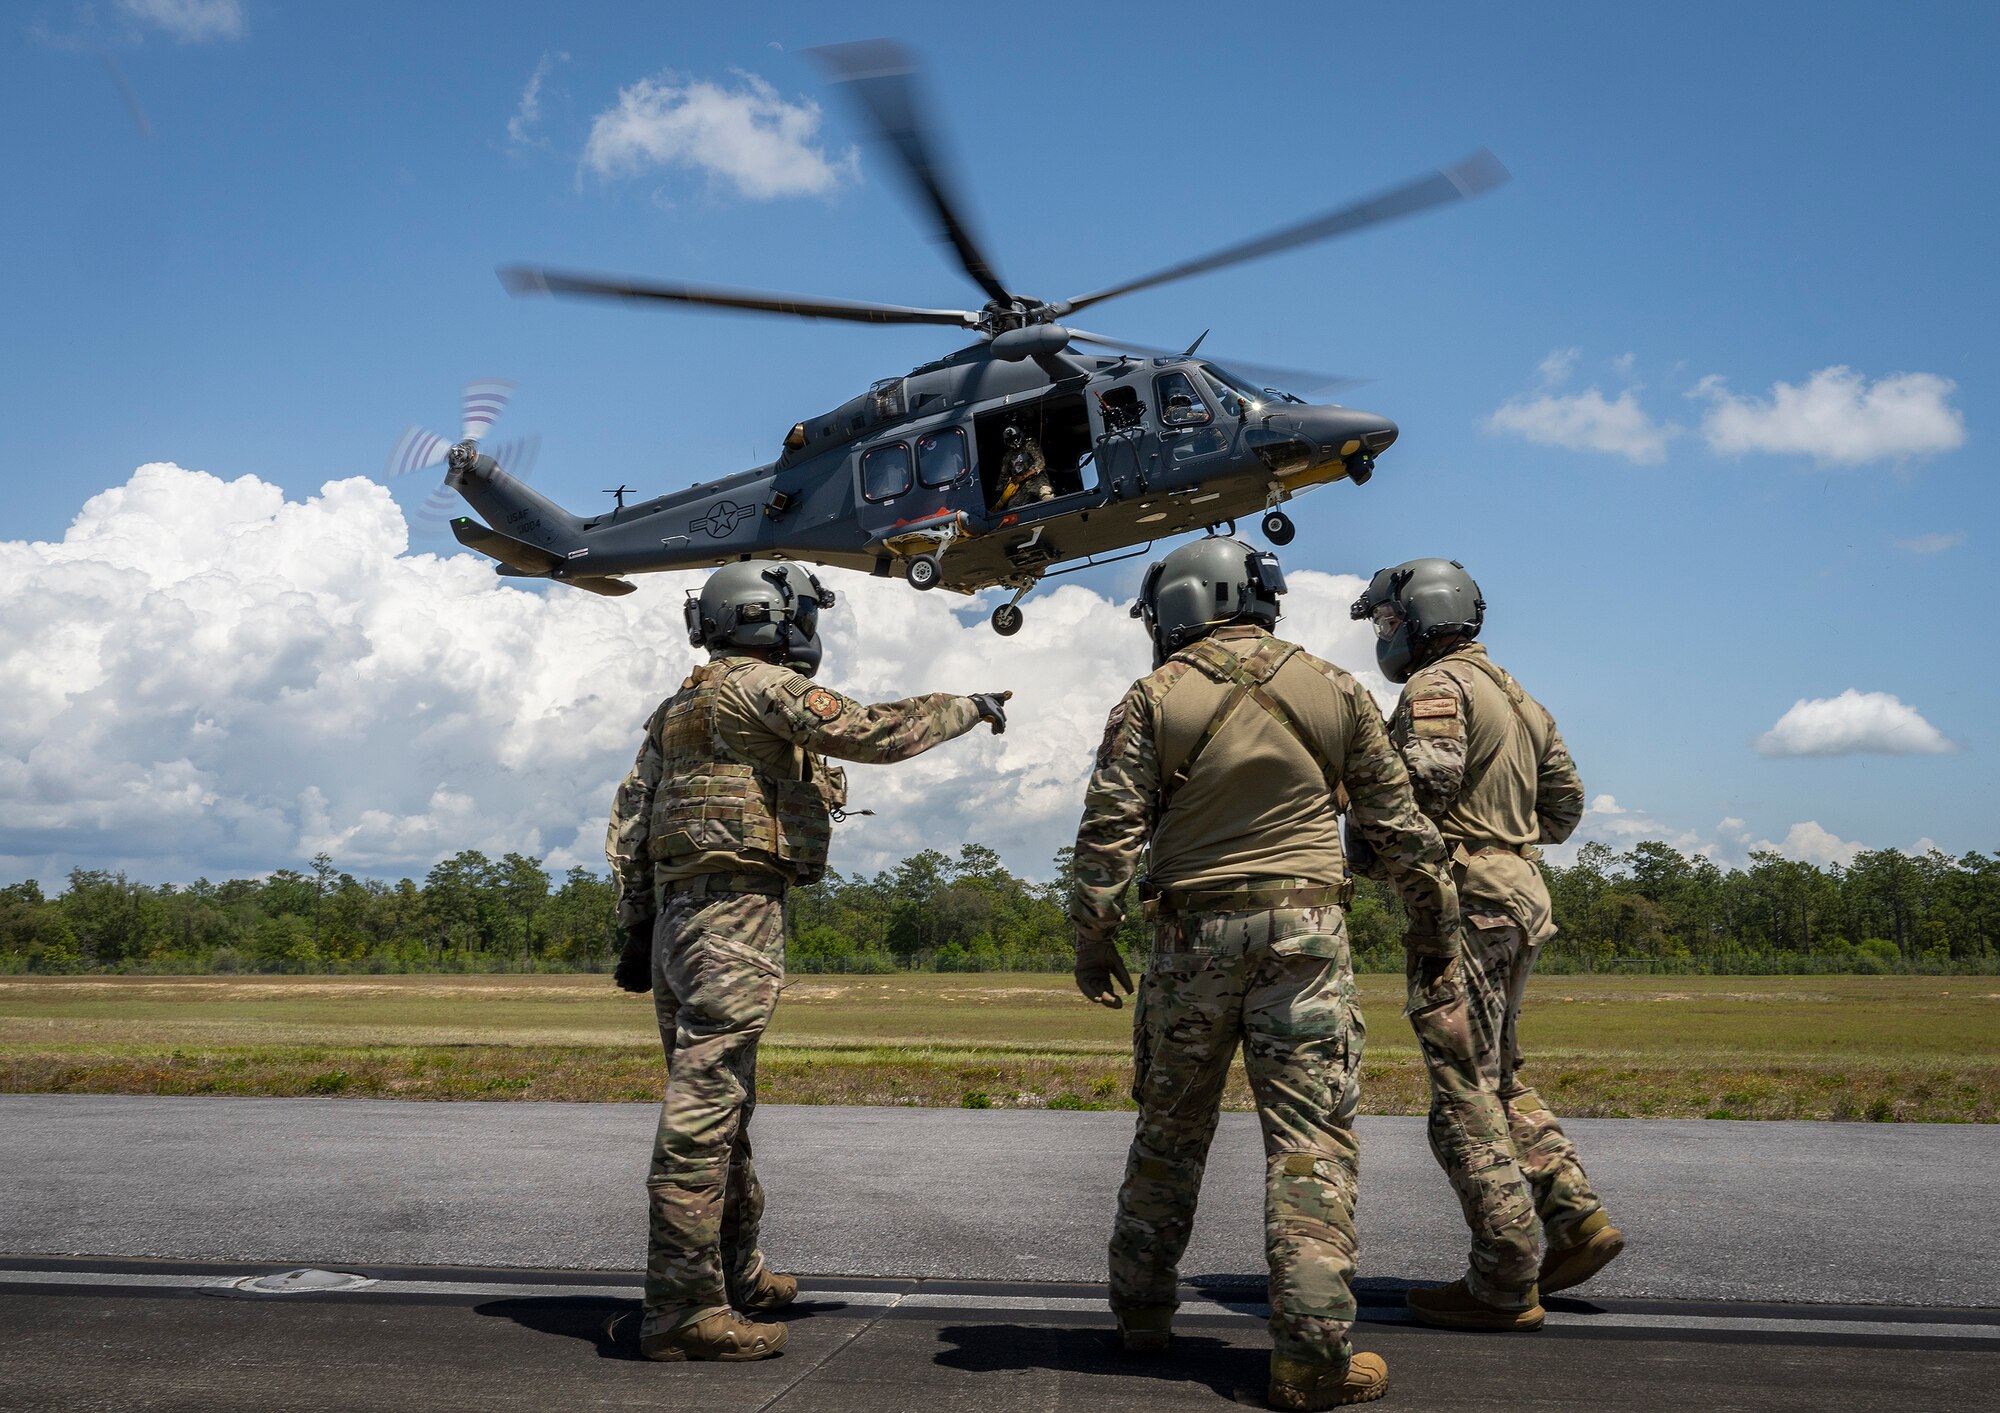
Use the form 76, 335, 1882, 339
4, 1266, 1996, 1345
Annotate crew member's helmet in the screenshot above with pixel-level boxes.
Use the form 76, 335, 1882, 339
685, 560, 837, 678
1348, 558, 1484, 683
1131, 536, 1287, 667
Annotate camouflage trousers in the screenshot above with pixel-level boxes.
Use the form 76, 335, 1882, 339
1407, 914, 1603, 1308
1110, 902, 1365, 1365
641, 887, 785, 1339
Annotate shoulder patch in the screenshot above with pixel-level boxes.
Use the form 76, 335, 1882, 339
780, 675, 813, 699
802, 687, 842, 721
1411, 697, 1459, 720
1095, 702, 1129, 768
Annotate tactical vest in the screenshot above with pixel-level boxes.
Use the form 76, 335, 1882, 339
647, 659, 835, 884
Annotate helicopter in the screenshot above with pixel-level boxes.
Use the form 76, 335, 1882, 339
443, 39, 1506, 635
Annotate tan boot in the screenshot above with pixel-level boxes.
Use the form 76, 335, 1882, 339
732, 1267, 800, 1313
1405, 1279, 1545, 1332
639, 1310, 788, 1362
1268, 1351, 1389, 1409
1539, 1210, 1626, 1295
1114, 1304, 1175, 1354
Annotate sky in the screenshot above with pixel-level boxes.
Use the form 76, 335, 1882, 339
2, 0, 1994, 887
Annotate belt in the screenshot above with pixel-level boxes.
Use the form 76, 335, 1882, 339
1450, 839, 1540, 862
674, 872, 788, 900
1141, 877, 1353, 917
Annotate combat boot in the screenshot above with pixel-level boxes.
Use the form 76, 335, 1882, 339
1406, 1278, 1545, 1332
1267, 1351, 1389, 1409
1114, 1304, 1175, 1354
732, 1267, 800, 1313
1539, 1210, 1626, 1295
638, 1310, 788, 1361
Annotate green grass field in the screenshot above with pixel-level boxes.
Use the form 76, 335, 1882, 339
2, 973, 1994, 1121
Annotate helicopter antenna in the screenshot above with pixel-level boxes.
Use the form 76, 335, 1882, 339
1183, 329, 1210, 356
604, 484, 632, 511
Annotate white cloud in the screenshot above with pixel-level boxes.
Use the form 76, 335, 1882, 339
1771, 821, 1864, 869
1693, 366, 1965, 464
120, 0, 244, 43
1485, 387, 1674, 464
581, 71, 857, 199
1756, 690, 1955, 758
1536, 347, 1579, 386
1548, 799, 1869, 871
507, 51, 568, 150
0, 466, 1396, 887
1895, 531, 1965, 555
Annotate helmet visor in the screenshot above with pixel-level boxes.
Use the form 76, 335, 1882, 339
1372, 604, 1404, 642
790, 595, 818, 639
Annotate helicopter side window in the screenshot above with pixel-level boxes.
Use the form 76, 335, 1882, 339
916, 427, 969, 488
861, 442, 912, 501
1156, 371, 1212, 427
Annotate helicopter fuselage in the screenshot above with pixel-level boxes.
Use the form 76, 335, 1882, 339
448, 342, 1398, 609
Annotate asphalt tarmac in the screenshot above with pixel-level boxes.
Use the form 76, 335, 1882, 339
3, 1095, 1997, 1409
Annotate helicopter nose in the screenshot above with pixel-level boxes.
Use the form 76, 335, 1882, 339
1319, 406, 1397, 458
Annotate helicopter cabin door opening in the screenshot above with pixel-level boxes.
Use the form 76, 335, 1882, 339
974, 393, 1094, 514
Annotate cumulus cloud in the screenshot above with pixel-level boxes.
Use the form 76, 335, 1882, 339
581, 71, 857, 199
1894, 531, 1965, 555
0, 464, 1386, 887
1756, 690, 1955, 758
507, 51, 568, 150
1485, 349, 1673, 463
1693, 366, 1965, 464
1549, 799, 1868, 871
120, 0, 244, 43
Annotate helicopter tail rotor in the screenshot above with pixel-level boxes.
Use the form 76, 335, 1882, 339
385, 380, 541, 534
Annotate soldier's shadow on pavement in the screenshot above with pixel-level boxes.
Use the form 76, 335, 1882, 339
474, 1294, 833, 1362
933, 1323, 1265, 1403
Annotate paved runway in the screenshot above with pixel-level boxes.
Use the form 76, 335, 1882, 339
4, 1095, 1997, 1409
4, 1094, 1996, 1305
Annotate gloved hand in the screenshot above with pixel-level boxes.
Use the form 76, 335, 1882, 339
613, 922, 654, 994
1342, 813, 1379, 878
970, 690, 1013, 735
1074, 938, 1135, 1009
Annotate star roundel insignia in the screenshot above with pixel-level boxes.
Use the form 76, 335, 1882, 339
803, 688, 842, 721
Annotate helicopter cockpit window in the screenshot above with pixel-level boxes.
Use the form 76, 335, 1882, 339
862, 442, 912, 501
917, 427, 968, 488
1156, 371, 1212, 427
872, 378, 907, 420
1205, 363, 1303, 406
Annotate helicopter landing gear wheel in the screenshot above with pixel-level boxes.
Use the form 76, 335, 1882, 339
907, 553, 942, 591
1261, 510, 1296, 546
990, 603, 1024, 636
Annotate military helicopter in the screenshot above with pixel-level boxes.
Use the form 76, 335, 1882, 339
444, 40, 1505, 634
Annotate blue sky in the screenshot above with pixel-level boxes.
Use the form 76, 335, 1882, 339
2, 0, 1993, 883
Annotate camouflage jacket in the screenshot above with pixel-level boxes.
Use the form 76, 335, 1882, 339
608, 654, 983, 927
1386, 643, 1584, 937
1069, 625, 1460, 957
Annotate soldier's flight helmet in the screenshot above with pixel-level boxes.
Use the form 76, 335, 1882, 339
1131, 535, 1287, 667
1349, 558, 1484, 683
686, 559, 837, 678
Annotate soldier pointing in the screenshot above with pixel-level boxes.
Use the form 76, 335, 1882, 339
1069, 537, 1462, 1410
606, 560, 1008, 1361
1350, 558, 1622, 1332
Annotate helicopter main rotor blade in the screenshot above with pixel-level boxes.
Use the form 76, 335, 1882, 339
500, 266, 980, 328
1065, 329, 1360, 398
1056, 150, 1509, 318
806, 39, 1014, 309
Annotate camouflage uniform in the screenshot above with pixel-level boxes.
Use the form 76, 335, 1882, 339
1070, 624, 1459, 1366
608, 653, 983, 1340
1384, 641, 1600, 1306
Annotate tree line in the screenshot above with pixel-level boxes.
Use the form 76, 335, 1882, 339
1, 840, 1994, 976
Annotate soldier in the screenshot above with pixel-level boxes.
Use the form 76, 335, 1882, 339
996, 423, 1053, 507
1349, 558, 1622, 1333
1070, 537, 1463, 1411
606, 559, 1010, 1362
